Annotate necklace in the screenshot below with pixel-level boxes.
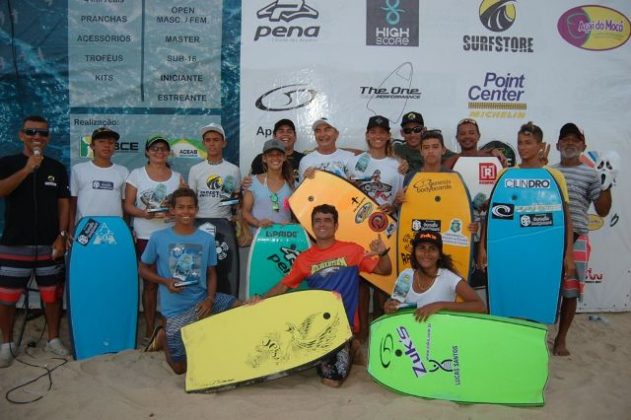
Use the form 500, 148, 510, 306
414, 269, 438, 293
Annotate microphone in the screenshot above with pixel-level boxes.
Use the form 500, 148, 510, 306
33, 146, 42, 170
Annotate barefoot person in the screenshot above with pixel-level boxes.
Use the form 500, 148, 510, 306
139, 188, 240, 374
551, 123, 612, 356
249, 204, 392, 387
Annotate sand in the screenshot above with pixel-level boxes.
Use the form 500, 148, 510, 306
2, 310, 631, 420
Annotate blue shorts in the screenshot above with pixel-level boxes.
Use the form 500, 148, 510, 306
165, 293, 236, 363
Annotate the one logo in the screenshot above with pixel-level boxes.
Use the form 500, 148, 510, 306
366, 0, 419, 47
479, 162, 498, 183
254, 1, 320, 41
504, 178, 550, 189
362, 62, 421, 123
491, 203, 514, 219
467, 71, 527, 119
479, 0, 516, 32
520, 213, 553, 227
558, 6, 631, 51
255, 84, 318, 112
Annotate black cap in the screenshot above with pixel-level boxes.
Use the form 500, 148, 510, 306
91, 127, 120, 142
558, 123, 584, 141
262, 138, 286, 154
367, 115, 390, 131
401, 111, 424, 127
411, 230, 443, 251
273, 119, 296, 134
145, 134, 170, 150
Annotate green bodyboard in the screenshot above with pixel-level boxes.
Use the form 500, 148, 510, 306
245, 224, 311, 298
368, 310, 549, 405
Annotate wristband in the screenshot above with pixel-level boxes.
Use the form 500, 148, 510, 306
378, 247, 390, 257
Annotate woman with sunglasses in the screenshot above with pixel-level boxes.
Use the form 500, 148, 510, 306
124, 135, 185, 347
241, 138, 295, 233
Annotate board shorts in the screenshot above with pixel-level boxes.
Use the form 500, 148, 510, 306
165, 292, 236, 363
316, 340, 351, 382
562, 234, 590, 299
0, 245, 65, 305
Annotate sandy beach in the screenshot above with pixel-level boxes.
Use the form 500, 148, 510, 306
1, 310, 630, 420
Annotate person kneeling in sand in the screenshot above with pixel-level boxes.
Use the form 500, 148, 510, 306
384, 231, 486, 321
139, 187, 240, 374
249, 204, 392, 388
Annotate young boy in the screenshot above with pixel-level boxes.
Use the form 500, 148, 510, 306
69, 127, 129, 229
139, 187, 240, 374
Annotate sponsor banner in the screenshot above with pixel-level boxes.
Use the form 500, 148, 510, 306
558, 5, 631, 51
366, 0, 419, 47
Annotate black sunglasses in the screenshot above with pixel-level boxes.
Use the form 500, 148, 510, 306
22, 128, 50, 137
402, 126, 424, 135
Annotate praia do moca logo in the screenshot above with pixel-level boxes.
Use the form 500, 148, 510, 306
463, 0, 534, 53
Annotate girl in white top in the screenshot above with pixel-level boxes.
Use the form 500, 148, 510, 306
124, 134, 185, 343
385, 231, 486, 322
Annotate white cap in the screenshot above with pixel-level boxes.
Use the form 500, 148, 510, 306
312, 117, 337, 131
199, 122, 225, 139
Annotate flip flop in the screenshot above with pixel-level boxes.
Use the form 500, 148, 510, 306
143, 325, 164, 352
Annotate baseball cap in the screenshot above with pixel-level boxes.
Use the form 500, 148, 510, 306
262, 138, 286, 154
200, 122, 225, 139
411, 230, 443, 251
401, 111, 424, 127
558, 122, 584, 141
91, 127, 120, 142
273, 119, 296, 134
312, 117, 337, 131
145, 134, 170, 150
367, 115, 390, 131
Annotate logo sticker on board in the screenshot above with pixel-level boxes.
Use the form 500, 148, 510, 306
355, 202, 374, 224
76, 218, 100, 246
93, 223, 117, 245
491, 203, 514, 219
368, 211, 388, 232
519, 213, 553, 227
479, 162, 498, 184
412, 219, 440, 232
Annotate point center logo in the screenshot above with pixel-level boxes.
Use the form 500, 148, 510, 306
479, 0, 516, 32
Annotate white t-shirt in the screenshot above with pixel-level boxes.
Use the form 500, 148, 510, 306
348, 153, 404, 206
298, 148, 354, 181
126, 167, 182, 240
187, 160, 241, 219
70, 161, 129, 221
394, 268, 462, 307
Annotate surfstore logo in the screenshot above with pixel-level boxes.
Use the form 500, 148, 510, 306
463, 0, 534, 53
558, 6, 631, 51
256, 84, 318, 111
479, 0, 515, 32
467, 71, 527, 119
366, 0, 419, 47
254, 0, 320, 42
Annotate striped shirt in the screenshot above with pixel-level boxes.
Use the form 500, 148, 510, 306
552, 163, 601, 235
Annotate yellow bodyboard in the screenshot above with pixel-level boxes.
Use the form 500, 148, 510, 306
398, 172, 473, 279
288, 170, 398, 293
182, 290, 351, 392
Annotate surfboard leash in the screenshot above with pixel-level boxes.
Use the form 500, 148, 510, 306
4, 349, 68, 405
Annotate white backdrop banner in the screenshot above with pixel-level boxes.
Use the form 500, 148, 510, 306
240, 0, 631, 312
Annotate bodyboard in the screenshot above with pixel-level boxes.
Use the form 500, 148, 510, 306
246, 224, 311, 298
398, 172, 472, 280
368, 310, 549, 405
182, 290, 352, 392
197, 218, 239, 297
486, 168, 565, 323
288, 170, 397, 294
67, 217, 138, 360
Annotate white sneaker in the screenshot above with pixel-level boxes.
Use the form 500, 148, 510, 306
45, 338, 69, 357
0, 342, 17, 368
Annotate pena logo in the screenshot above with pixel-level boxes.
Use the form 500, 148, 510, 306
479, 0, 516, 32
558, 6, 631, 51
170, 138, 206, 159
254, 0, 320, 42
80, 136, 94, 158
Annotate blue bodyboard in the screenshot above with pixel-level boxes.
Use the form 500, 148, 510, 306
486, 168, 566, 324
68, 217, 139, 360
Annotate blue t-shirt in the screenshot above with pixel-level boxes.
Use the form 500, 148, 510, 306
141, 227, 217, 318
